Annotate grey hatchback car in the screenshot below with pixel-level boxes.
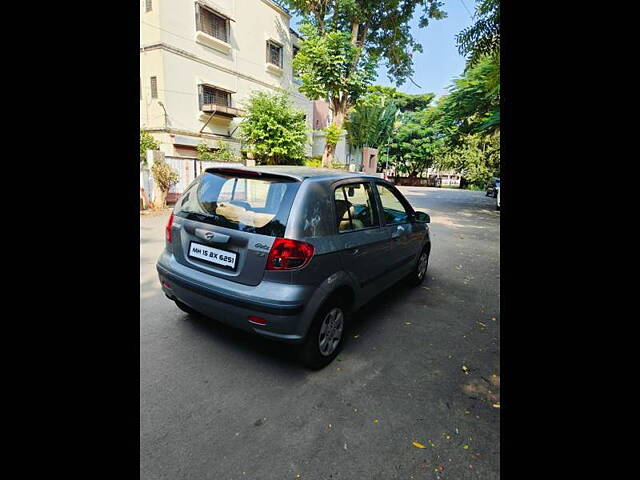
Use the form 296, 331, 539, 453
156, 166, 431, 369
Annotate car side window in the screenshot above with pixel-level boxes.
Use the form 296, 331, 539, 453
376, 183, 410, 225
334, 183, 379, 232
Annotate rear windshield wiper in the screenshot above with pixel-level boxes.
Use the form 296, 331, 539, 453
179, 210, 215, 218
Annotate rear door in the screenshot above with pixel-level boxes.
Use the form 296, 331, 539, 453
169, 169, 300, 286
374, 181, 422, 284
332, 181, 387, 296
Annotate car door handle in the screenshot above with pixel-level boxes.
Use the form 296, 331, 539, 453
351, 248, 359, 255
392, 225, 406, 239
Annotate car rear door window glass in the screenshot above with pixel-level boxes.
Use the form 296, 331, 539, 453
376, 183, 410, 225
334, 183, 378, 232
175, 172, 298, 237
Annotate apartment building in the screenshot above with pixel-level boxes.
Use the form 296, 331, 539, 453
140, 0, 313, 161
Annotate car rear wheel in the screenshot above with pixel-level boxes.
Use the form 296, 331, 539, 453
299, 298, 349, 370
174, 300, 198, 316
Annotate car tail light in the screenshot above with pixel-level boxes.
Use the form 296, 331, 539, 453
166, 213, 174, 243
248, 315, 267, 326
266, 238, 314, 270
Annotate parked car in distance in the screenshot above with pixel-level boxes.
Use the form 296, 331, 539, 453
157, 166, 432, 369
486, 177, 500, 198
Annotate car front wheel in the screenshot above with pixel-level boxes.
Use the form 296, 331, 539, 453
407, 247, 430, 286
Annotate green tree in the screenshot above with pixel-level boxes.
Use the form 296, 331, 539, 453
197, 140, 239, 162
285, 0, 446, 167
345, 98, 398, 150
358, 85, 435, 112
386, 106, 447, 178
456, 0, 500, 68
140, 130, 159, 158
439, 55, 500, 144
239, 91, 308, 165
437, 133, 499, 187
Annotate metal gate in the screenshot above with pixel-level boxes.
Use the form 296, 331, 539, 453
165, 157, 244, 203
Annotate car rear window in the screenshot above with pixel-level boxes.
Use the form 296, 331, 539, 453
174, 171, 300, 237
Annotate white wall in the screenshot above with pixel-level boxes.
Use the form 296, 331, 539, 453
312, 132, 348, 163
140, 0, 314, 156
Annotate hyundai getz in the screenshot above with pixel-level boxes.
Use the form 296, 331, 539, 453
157, 166, 431, 369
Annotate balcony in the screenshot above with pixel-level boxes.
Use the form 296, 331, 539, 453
201, 103, 244, 118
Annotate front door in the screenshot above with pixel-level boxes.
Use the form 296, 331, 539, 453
332, 181, 387, 301
374, 182, 421, 285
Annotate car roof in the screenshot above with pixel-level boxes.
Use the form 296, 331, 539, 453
206, 165, 380, 182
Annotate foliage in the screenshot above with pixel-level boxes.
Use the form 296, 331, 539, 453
303, 156, 323, 168
238, 91, 309, 165
197, 140, 239, 162
377, 3, 500, 183
151, 161, 179, 208
140, 130, 159, 157
456, 0, 500, 68
436, 133, 499, 187
439, 55, 500, 144
293, 22, 378, 111
286, 0, 446, 83
324, 123, 344, 147
331, 162, 349, 170
345, 98, 398, 149
386, 107, 448, 178
284, 0, 446, 165
357, 86, 434, 112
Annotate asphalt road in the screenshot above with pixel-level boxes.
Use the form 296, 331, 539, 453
140, 187, 500, 480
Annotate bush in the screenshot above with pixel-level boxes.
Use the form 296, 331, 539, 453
239, 91, 309, 165
197, 140, 239, 162
140, 130, 159, 158
303, 156, 323, 168
151, 161, 179, 208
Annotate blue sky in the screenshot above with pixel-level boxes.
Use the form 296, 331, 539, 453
291, 1, 475, 100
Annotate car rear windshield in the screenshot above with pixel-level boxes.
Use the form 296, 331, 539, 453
174, 171, 300, 237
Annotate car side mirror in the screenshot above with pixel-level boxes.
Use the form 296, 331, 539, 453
415, 211, 430, 223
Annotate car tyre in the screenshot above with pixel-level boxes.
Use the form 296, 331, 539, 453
299, 297, 349, 370
175, 300, 199, 316
407, 247, 430, 286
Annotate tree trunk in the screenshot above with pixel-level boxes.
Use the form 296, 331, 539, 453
321, 105, 346, 168
157, 190, 167, 209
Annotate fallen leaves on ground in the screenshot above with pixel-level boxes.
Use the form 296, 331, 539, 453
412, 441, 426, 449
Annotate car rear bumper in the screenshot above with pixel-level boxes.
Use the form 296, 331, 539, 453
156, 252, 315, 343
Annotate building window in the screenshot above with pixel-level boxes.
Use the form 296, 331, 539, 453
150, 76, 158, 99
196, 4, 229, 43
145, 0, 152, 12
266, 40, 283, 68
199, 85, 230, 109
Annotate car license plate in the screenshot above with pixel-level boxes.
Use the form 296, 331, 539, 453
188, 242, 237, 270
